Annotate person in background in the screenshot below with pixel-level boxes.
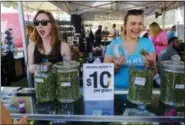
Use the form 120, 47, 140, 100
28, 10, 71, 74
104, 9, 156, 89
86, 29, 90, 38
143, 29, 149, 38
1, 102, 28, 124
26, 24, 34, 39
111, 24, 119, 38
79, 27, 86, 53
168, 25, 176, 40
149, 22, 168, 59
89, 28, 95, 46
4, 28, 15, 52
157, 37, 180, 75
102, 27, 109, 39
119, 26, 124, 36
95, 25, 102, 47
26, 24, 34, 45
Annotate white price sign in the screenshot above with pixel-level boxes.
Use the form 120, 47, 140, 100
83, 63, 114, 101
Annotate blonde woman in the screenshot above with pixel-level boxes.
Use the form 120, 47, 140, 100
104, 9, 156, 89
149, 22, 168, 58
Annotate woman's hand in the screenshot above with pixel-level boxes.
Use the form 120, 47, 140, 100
28, 64, 36, 74
14, 116, 28, 125
113, 56, 125, 70
143, 54, 156, 69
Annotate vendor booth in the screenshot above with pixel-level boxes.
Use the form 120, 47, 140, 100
1, 1, 185, 125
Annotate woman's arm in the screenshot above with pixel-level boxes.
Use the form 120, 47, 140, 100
61, 42, 71, 60
27, 41, 36, 74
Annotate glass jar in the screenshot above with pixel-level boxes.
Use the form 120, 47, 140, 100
34, 62, 56, 103
54, 61, 80, 103
160, 55, 184, 107
127, 65, 153, 104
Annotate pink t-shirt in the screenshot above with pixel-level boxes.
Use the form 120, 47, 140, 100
150, 31, 168, 56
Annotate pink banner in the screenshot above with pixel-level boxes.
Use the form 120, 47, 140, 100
1, 13, 22, 48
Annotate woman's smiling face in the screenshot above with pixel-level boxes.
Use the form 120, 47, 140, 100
125, 15, 144, 39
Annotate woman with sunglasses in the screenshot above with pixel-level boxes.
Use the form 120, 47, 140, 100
104, 9, 157, 89
28, 10, 71, 74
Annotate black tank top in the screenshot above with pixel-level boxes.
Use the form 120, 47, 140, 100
34, 44, 63, 64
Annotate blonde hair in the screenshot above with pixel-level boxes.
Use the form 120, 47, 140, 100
149, 22, 161, 36
26, 24, 34, 35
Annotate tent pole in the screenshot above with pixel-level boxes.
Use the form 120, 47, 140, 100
18, 2, 32, 87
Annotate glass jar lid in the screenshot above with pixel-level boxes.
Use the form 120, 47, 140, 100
54, 61, 80, 70
161, 55, 184, 73
35, 62, 52, 72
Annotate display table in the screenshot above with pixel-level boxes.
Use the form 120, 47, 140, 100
1, 87, 184, 124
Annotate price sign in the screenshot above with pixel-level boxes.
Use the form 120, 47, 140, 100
83, 63, 114, 101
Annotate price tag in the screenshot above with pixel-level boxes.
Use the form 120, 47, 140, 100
35, 78, 44, 83
175, 84, 185, 89
61, 82, 71, 87
83, 63, 114, 101
134, 77, 146, 86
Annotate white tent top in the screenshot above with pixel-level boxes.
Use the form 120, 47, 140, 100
51, 1, 184, 20
1, 1, 64, 13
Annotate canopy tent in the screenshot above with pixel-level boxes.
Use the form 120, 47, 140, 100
1, 1, 63, 13
145, 6, 184, 27
51, 1, 184, 20
1, 1, 69, 21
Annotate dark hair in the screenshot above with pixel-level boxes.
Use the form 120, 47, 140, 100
172, 25, 176, 29
168, 37, 178, 44
123, 9, 144, 36
113, 24, 116, 28
30, 10, 60, 55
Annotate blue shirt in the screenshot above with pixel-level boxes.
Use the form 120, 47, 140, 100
105, 37, 155, 89
168, 31, 176, 40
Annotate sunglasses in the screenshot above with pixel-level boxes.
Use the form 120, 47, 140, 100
128, 9, 144, 14
33, 20, 51, 26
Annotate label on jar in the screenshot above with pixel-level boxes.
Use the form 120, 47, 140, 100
93, 109, 102, 115
19, 103, 25, 108
134, 77, 146, 86
175, 84, 185, 89
61, 82, 71, 87
35, 78, 44, 83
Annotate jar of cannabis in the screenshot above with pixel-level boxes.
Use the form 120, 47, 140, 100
160, 55, 184, 107
127, 64, 153, 105
54, 61, 80, 103
34, 62, 56, 103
